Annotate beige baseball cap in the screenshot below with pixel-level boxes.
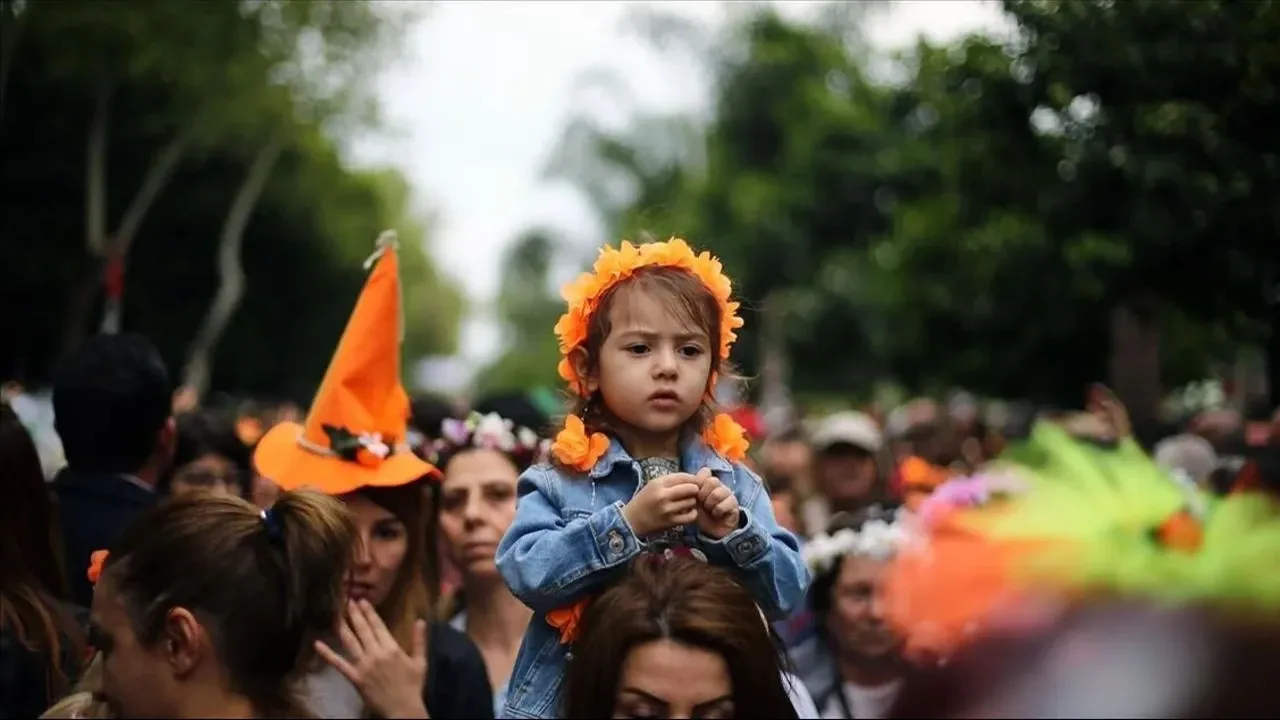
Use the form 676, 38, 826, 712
811, 411, 883, 453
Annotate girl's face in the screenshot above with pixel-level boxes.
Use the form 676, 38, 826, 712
827, 554, 902, 661
342, 492, 409, 607
589, 288, 712, 451
438, 448, 519, 581
612, 639, 734, 719
169, 454, 241, 498
90, 581, 181, 718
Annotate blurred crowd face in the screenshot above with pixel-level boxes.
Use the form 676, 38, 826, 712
828, 554, 901, 662
342, 492, 408, 607
770, 489, 801, 536
168, 453, 242, 498
762, 437, 811, 489
438, 447, 519, 582
612, 639, 734, 720
816, 445, 878, 510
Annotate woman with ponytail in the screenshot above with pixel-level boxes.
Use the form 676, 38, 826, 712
86, 490, 355, 717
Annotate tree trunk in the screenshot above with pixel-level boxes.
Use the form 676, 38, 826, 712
61, 83, 112, 356
61, 105, 197, 351
96, 118, 199, 334
181, 132, 285, 399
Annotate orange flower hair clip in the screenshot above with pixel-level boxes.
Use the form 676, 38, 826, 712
549, 238, 751, 471
87, 549, 109, 586
554, 238, 743, 394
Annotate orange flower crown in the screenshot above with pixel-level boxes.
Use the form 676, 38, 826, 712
551, 238, 749, 471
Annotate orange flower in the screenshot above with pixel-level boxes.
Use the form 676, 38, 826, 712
703, 413, 749, 463
547, 597, 592, 645
87, 549, 109, 586
554, 238, 744, 394
552, 415, 610, 472
235, 416, 264, 446
1156, 511, 1203, 552
355, 446, 384, 469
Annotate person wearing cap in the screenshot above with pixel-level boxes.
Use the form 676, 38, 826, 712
802, 411, 890, 537
253, 232, 493, 719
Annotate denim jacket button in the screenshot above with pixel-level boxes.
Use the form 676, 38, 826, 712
607, 529, 624, 554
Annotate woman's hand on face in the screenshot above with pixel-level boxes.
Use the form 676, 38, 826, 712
315, 599, 431, 719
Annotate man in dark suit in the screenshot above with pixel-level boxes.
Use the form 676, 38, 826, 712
51, 334, 175, 607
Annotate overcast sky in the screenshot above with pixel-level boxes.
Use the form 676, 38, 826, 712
353, 0, 1010, 384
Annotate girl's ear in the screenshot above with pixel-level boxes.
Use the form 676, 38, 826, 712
570, 348, 599, 395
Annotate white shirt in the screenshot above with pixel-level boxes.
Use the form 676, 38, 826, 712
820, 680, 902, 719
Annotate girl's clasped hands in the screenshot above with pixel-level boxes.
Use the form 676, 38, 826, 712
621, 468, 741, 540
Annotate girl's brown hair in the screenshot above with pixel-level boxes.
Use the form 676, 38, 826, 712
570, 265, 729, 439
0, 403, 84, 704
354, 483, 437, 653
563, 556, 798, 719
102, 490, 356, 717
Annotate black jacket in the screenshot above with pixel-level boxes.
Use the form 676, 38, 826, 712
51, 469, 156, 608
425, 620, 494, 719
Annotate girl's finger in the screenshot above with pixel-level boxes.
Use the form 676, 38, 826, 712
673, 508, 698, 525
411, 618, 428, 664
697, 478, 719, 505
712, 496, 737, 520
315, 639, 361, 685
360, 598, 397, 649
705, 486, 730, 509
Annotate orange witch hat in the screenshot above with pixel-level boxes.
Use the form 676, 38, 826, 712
253, 231, 438, 496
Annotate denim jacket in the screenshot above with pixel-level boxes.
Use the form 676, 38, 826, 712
496, 436, 810, 719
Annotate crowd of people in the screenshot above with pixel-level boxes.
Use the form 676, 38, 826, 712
3, 234, 1279, 719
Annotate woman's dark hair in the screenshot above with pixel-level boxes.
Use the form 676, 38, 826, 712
52, 333, 172, 475
157, 410, 252, 496
101, 490, 355, 717
563, 556, 797, 719
410, 394, 456, 444
0, 403, 84, 702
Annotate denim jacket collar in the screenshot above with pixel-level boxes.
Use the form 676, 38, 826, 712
586, 433, 733, 480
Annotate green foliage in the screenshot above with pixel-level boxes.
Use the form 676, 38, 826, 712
474, 229, 565, 395
0, 0, 461, 399
528, 2, 1277, 403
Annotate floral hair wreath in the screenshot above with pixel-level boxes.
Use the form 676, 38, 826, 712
802, 507, 911, 576
426, 412, 550, 467
551, 238, 750, 471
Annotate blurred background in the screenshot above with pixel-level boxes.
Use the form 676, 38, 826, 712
2, 0, 1278, 447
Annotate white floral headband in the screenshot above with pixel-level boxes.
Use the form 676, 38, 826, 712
427, 411, 549, 466
802, 508, 910, 575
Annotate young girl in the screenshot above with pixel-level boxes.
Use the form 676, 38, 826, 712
495, 238, 809, 719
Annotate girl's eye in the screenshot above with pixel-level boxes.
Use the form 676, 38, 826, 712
625, 344, 649, 355
680, 345, 704, 357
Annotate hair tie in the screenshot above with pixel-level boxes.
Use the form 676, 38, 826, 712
261, 507, 284, 542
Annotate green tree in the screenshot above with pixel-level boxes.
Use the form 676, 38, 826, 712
0, 1, 461, 400
474, 229, 566, 394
